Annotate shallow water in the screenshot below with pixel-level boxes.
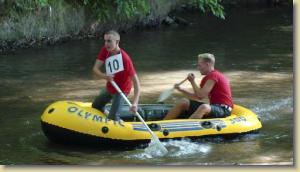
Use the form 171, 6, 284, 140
0, 6, 293, 165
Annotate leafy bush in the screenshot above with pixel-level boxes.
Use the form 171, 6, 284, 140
1, 0, 50, 18
80, 0, 225, 21
79, 0, 150, 21
1, 0, 225, 21
191, 0, 225, 19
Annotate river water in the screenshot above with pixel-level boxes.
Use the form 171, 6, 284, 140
0, 6, 293, 165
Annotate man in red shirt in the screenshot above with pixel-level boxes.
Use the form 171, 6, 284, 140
164, 53, 233, 119
92, 30, 141, 121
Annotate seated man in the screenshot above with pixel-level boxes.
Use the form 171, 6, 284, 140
163, 53, 233, 120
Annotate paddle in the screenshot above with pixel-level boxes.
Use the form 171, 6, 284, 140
110, 80, 168, 155
157, 78, 188, 103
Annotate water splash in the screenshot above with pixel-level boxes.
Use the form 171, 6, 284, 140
251, 97, 293, 121
144, 139, 168, 157
164, 139, 211, 157
126, 139, 211, 159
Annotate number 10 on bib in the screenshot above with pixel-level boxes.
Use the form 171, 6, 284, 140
105, 53, 124, 75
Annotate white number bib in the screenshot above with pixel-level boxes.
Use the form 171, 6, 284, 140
105, 53, 124, 75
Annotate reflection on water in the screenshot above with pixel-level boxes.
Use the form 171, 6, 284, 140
0, 6, 293, 165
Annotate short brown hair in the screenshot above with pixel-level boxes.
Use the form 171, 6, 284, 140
105, 30, 120, 40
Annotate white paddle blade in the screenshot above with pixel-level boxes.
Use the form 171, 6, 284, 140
145, 137, 168, 157
157, 88, 173, 102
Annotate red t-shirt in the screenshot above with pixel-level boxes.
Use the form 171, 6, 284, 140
200, 70, 233, 107
97, 47, 136, 95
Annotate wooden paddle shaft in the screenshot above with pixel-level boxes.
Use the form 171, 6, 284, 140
177, 78, 188, 85
177, 73, 195, 85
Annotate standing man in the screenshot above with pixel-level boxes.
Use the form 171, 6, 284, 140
164, 53, 233, 120
92, 30, 141, 121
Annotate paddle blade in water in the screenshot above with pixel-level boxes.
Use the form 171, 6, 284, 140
157, 88, 173, 102
145, 137, 168, 157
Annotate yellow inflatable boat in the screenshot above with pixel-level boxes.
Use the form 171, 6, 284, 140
41, 101, 262, 149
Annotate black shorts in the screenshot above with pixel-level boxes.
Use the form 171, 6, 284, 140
179, 100, 231, 119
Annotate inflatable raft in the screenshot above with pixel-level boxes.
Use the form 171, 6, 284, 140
41, 101, 262, 149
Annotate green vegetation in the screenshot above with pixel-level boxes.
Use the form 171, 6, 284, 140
0, 0, 84, 41
0, 0, 225, 43
0, 0, 51, 19
190, 0, 225, 19
79, 0, 225, 21
80, 0, 151, 22
1, 0, 225, 22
